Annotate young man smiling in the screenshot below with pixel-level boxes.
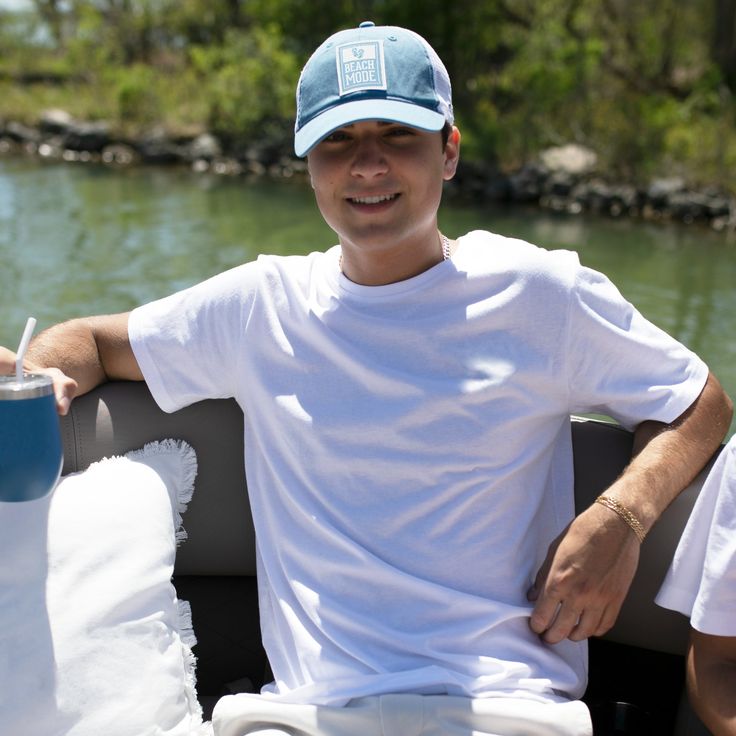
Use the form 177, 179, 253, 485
1, 21, 732, 736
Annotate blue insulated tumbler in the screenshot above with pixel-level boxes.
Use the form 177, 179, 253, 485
0, 374, 63, 502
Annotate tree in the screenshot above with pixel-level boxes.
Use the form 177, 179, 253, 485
31, 0, 71, 47
713, 0, 736, 90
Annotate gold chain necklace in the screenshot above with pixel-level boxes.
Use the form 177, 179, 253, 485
439, 233, 451, 260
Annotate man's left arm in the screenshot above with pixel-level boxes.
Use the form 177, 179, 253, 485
529, 370, 733, 644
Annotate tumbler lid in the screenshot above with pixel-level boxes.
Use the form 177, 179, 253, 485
0, 373, 54, 400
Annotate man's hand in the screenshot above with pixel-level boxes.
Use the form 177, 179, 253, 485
0, 345, 79, 415
527, 502, 640, 643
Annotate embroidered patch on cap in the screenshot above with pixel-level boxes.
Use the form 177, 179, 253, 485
336, 40, 387, 96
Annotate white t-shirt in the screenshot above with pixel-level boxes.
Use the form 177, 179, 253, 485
656, 436, 736, 636
129, 230, 708, 706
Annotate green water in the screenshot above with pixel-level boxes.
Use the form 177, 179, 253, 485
2, 157, 735, 436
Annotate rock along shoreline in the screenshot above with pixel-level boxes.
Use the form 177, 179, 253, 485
2, 110, 735, 233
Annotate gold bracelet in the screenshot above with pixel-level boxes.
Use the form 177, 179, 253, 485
595, 495, 647, 543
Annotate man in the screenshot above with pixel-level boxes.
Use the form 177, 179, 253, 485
1, 21, 732, 736
657, 436, 736, 736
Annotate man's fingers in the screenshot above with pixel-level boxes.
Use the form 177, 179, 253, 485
529, 590, 560, 635
540, 602, 582, 644
532, 589, 626, 643
593, 601, 622, 638
45, 368, 78, 415
569, 607, 606, 642
533, 600, 609, 644
0, 346, 18, 374
531, 589, 614, 643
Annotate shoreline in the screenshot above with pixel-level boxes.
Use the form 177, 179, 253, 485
2, 111, 735, 233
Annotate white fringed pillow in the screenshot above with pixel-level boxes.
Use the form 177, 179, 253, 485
0, 440, 211, 736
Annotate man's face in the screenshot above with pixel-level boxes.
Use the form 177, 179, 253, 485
307, 120, 459, 258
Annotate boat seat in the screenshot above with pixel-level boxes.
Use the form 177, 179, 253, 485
60, 380, 717, 734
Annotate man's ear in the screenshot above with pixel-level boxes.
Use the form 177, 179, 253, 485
443, 126, 461, 181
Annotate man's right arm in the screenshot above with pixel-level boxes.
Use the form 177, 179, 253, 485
687, 628, 736, 735
1, 312, 143, 414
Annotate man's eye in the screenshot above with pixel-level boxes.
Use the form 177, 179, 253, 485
387, 127, 414, 137
324, 131, 350, 143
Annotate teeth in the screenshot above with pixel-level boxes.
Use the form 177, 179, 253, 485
350, 194, 397, 204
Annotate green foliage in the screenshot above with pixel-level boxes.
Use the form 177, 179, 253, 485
106, 64, 155, 123
189, 25, 299, 146
1, 0, 736, 190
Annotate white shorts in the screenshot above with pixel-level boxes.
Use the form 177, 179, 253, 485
212, 693, 593, 736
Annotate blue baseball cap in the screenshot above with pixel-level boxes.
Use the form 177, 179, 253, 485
294, 21, 453, 157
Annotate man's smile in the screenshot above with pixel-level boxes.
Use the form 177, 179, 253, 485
346, 193, 400, 207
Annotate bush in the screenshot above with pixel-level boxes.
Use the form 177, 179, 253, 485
189, 25, 299, 148
110, 64, 160, 124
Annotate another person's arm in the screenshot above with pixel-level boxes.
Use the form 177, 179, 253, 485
529, 370, 733, 643
687, 628, 736, 736
0, 312, 142, 414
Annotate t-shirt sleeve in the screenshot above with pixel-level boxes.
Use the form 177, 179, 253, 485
129, 262, 260, 413
564, 263, 708, 430
655, 439, 736, 636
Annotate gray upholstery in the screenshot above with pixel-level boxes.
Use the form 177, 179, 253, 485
61, 381, 255, 576
60, 381, 717, 732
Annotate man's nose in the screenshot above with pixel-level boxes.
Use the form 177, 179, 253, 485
350, 136, 389, 178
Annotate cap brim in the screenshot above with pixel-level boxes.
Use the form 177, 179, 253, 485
294, 99, 446, 157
